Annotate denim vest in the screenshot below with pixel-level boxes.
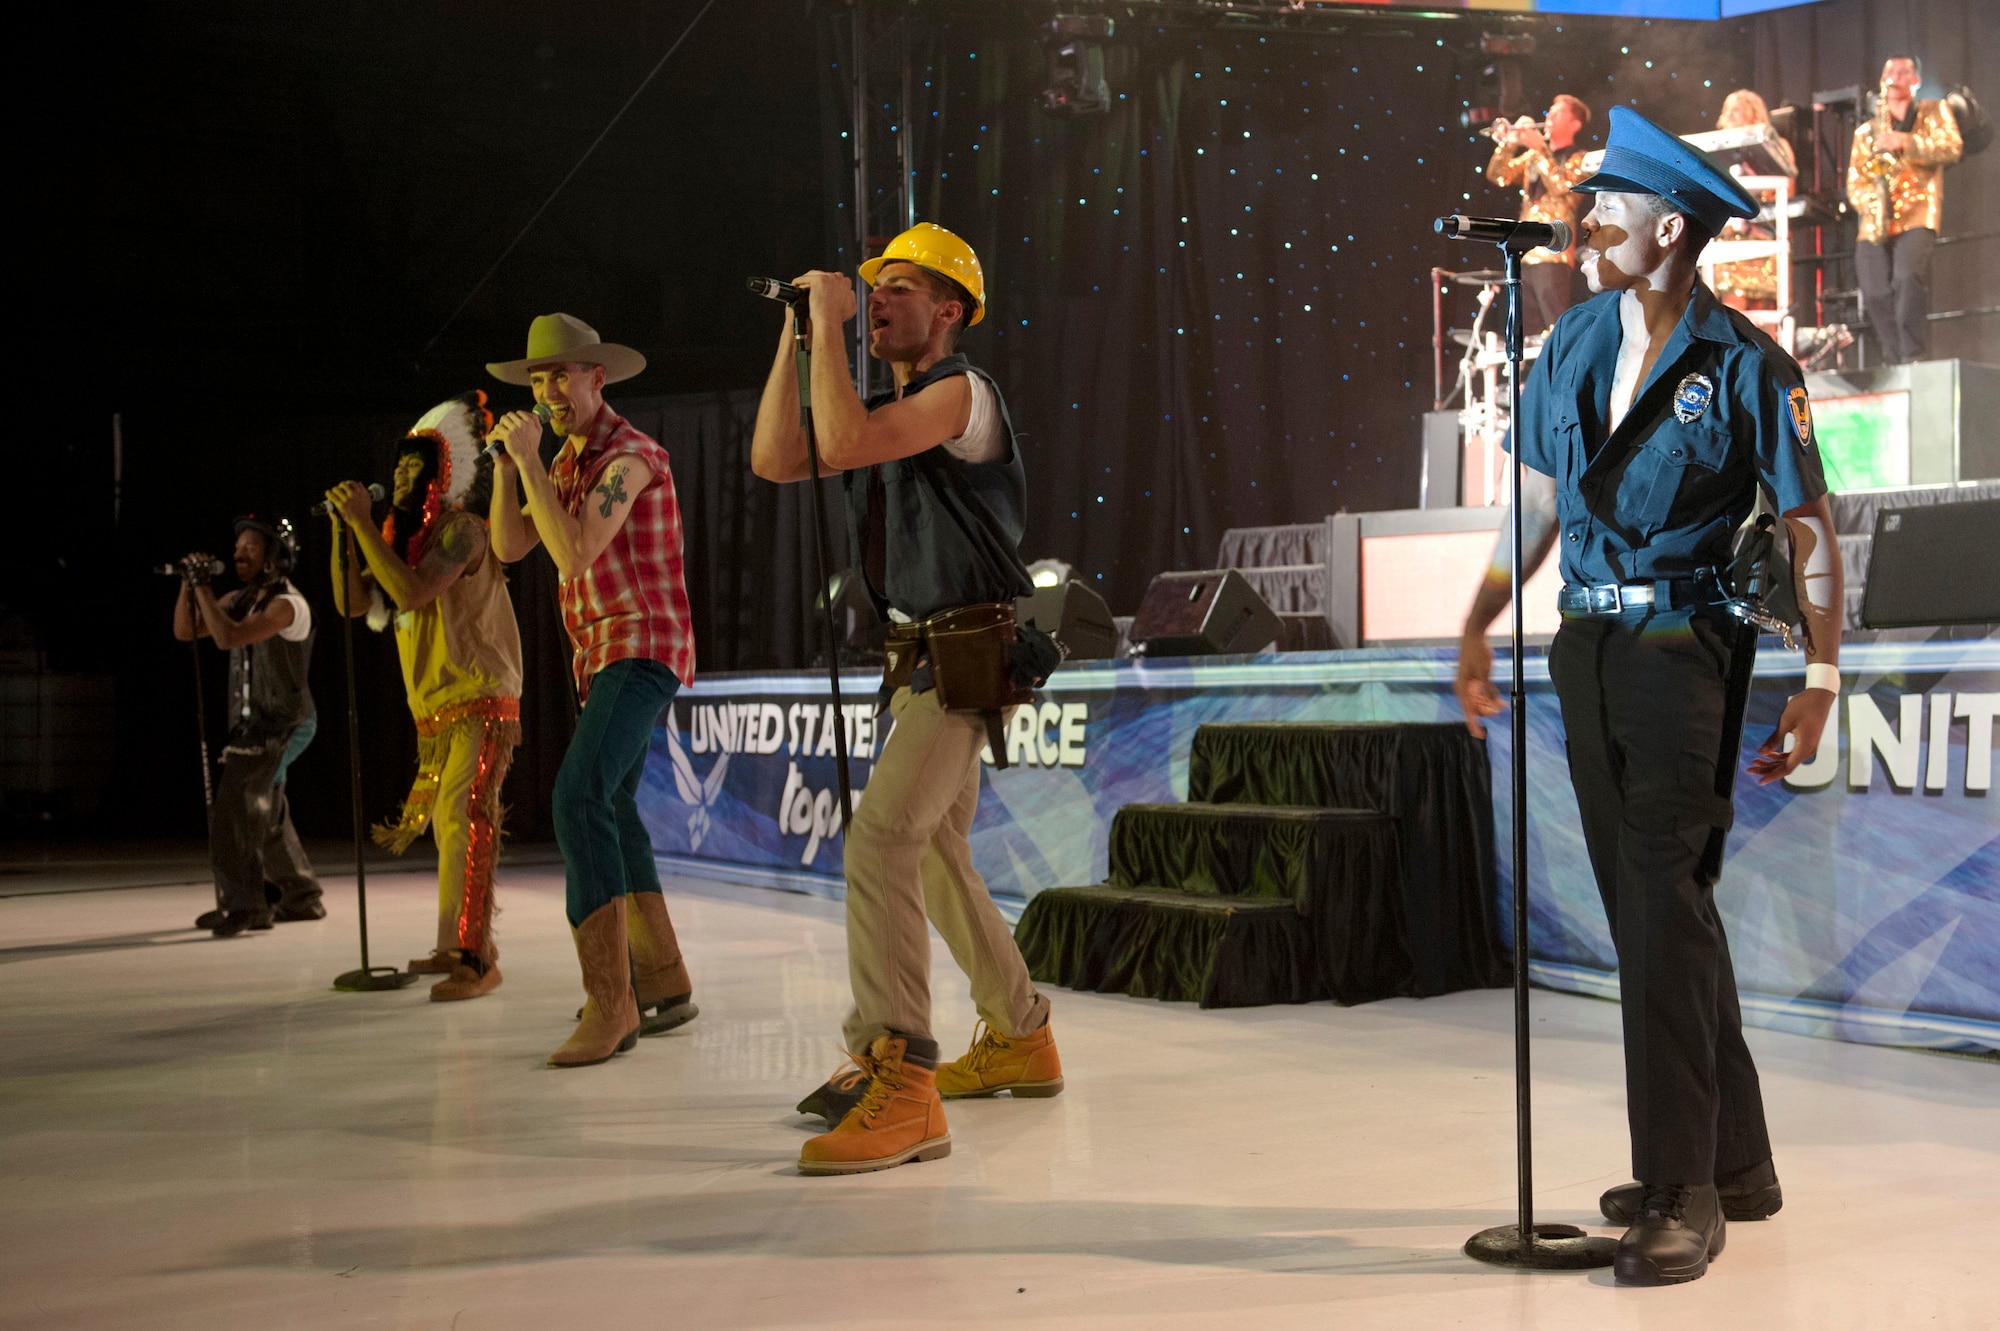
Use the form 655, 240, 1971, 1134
842, 355, 1034, 621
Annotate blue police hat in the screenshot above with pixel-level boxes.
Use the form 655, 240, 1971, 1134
1573, 105, 1760, 237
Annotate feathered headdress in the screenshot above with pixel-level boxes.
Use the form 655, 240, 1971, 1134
382, 392, 493, 566
370, 391, 494, 632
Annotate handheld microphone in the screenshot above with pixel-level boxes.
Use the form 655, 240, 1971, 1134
481, 401, 554, 463
310, 483, 386, 517
747, 276, 807, 305
1434, 215, 1573, 254
154, 557, 226, 578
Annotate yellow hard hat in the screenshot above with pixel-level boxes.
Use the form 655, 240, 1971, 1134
858, 222, 986, 327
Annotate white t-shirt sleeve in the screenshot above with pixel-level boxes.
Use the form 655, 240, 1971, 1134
939, 374, 1006, 464
273, 592, 312, 642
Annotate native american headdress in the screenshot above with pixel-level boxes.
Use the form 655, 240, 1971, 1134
369, 391, 494, 631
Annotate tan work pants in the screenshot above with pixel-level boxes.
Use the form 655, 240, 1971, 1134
841, 686, 1050, 1053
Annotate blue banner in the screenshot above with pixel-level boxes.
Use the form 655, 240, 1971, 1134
639, 640, 2000, 1053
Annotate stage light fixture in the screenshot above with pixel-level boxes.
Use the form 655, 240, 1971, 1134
1478, 32, 1536, 58
1040, 14, 1114, 114
1027, 558, 1077, 589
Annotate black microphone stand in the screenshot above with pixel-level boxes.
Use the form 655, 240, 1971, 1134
791, 305, 856, 829
1463, 240, 1615, 1271
186, 606, 218, 913
331, 522, 417, 992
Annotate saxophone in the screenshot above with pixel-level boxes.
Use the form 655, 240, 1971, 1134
1865, 76, 1901, 237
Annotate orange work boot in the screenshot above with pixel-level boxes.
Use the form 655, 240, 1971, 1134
935, 1019, 1064, 1099
549, 899, 640, 1068
798, 1035, 952, 1176
626, 890, 698, 1036
430, 952, 502, 1002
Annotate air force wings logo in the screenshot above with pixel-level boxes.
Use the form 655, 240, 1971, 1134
1786, 384, 1815, 451
665, 727, 729, 851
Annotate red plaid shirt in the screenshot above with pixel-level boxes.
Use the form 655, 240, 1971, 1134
546, 408, 697, 698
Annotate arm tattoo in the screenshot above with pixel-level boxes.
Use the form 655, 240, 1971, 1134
594, 467, 630, 518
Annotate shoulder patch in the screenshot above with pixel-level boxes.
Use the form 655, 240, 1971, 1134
1786, 384, 1814, 451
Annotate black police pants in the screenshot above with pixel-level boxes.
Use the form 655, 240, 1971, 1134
211, 731, 322, 914
1548, 613, 1772, 1186
1855, 228, 1934, 365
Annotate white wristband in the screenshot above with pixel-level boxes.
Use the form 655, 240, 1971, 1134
1804, 663, 1840, 694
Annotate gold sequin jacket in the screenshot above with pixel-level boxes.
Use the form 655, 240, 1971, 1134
1847, 99, 1962, 245
1486, 142, 1590, 265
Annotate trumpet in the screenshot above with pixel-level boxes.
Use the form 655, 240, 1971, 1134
1479, 116, 1550, 142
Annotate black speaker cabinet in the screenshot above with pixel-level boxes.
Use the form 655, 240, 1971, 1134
1016, 579, 1119, 660
1861, 499, 2000, 628
1130, 569, 1283, 657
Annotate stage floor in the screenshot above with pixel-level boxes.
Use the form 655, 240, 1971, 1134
1, 870, 1993, 1330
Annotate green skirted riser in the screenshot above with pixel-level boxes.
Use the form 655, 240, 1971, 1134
1106, 802, 1391, 904
1015, 887, 1320, 1009
1186, 723, 1505, 996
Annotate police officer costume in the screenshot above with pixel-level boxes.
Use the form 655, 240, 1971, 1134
1511, 108, 1828, 1283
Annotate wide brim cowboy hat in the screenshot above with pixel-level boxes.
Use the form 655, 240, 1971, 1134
485, 313, 646, 385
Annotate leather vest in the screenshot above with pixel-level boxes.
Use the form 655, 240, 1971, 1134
841, 355, 1035, 621
227, 579, 315, 742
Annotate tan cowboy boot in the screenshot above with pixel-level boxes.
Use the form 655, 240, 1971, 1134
430, 949, 502, 1002
626, 890, 698, 1036
798, 1034, 952, 1176
548, 899, 641, 1068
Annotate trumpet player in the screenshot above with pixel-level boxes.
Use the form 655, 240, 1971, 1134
1846, 56, 1962, 366
1485, 94, 1594, 333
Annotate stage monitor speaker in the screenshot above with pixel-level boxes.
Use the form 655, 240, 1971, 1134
1861, 499, 2000, 628
1016, 579, 1118, 660
1130, 569, 1283, 658
1420, 409, 1461, 509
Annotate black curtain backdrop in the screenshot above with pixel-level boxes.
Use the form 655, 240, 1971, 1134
820, 7, 1760, 616
19, 0, 1993, 845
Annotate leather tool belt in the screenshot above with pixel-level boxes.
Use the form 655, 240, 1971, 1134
882, 602, 1035, 768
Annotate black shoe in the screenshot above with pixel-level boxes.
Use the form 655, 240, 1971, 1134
1601, 1157, 1782, 1225
796, 1064, 871, 1123
210, 909, 274, 938
195, 908, 227, 930
1614, 1183, 1725, 1287
272, 900, 326, 922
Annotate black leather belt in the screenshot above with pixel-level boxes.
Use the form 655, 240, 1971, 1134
1558, 579, 1708, 618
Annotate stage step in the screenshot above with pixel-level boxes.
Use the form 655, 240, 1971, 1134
1026, 803, 1411, 1005
1014, 886, 1318, 1009
1186, 723, 1504, 996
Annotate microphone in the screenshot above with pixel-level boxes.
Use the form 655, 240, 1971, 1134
1434, 215, 1573, 253
747, 276, 806, 305
481, 401, 554, 463
310, 483, 386, 517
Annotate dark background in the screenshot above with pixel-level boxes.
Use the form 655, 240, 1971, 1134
9, 0, 1993, 844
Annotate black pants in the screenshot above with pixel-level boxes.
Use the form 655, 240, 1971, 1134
1855, 228, 1935, 365
1522, 262, 1581, 335
212, 730, 322, 914
1548, 612, 1772, 1186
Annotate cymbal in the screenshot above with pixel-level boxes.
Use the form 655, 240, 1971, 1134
1451, 269, 1506, 286
1448, 329, 1474, 347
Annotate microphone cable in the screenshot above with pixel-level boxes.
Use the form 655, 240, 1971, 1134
418, 0, 723, 362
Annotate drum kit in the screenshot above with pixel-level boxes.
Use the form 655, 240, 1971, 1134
1433, 267, 1543, 507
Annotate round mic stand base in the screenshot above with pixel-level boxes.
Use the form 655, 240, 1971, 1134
1465, 1224, 1620, 1270
333, 966, 419, 992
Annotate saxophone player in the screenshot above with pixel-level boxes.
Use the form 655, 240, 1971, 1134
1846, 56, 1962, 365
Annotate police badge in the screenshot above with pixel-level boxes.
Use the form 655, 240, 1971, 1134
1673, 372, 1714, 424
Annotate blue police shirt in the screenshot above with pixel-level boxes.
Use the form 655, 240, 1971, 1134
1510, 281, 1827, 587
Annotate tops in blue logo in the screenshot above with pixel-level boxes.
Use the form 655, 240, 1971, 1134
1672, 372, 1714, 424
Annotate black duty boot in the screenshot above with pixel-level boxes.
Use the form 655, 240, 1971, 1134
210, 909, 274, 938
1614, 1183, 1725, 1287
195, 908, 227, 930
1601, 1157, 1782, 1225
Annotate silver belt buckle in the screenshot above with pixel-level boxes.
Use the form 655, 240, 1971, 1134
1589, 583, 1622, 615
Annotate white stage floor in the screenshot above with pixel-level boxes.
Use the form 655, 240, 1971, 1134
1, 869, 1993, 1330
